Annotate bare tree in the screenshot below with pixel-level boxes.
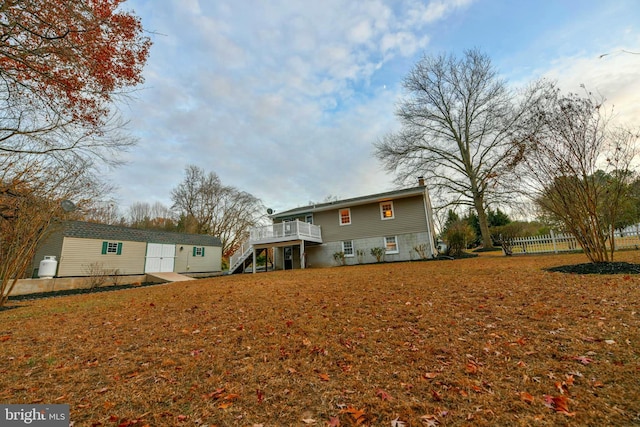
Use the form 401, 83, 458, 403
375, 49, 547, 248
126, 201, 176, 230
518, 88, 639, 263
0, 155, 107, 306
171, 166, 264, 257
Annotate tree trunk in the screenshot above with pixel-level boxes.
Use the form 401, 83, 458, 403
473, 197, 493, 248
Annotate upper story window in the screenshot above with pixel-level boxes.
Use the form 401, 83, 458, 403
339, 208, 351, 225
380, 201, 395, 220
305, 214, 313, 224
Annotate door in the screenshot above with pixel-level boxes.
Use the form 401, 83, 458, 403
145, 243, 176, 272
284, 246, 293, 270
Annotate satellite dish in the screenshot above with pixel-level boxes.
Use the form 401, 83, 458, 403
267, 208, 273, 215
61, 200, 77, 212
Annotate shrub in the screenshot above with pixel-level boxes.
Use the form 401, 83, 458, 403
333, 251, 346, 266
370, 247, 385, 263
444, 220, 475, 257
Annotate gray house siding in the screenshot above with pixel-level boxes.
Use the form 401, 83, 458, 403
272, 193, 434, 269
306, 231, 432, 268
316, 195, 428, 241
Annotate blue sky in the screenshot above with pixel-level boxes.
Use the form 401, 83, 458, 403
112, 0, 640, 216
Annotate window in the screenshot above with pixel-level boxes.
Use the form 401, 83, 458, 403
101, 241, 122, 255
384, 236, 398, 254
342, 240, 354, 257
305, 214, 313, 224
339, 208, 351, 225
380, 201, 394, 220
193, 246, 205, 257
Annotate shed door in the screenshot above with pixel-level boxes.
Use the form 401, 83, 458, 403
145, 243, 175, 273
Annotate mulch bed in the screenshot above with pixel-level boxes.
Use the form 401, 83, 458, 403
1, 251, 639, 426
547, 262, 640, 275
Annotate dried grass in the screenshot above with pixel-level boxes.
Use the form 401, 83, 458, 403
1, 252, 639, 426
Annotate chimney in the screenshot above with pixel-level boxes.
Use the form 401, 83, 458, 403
418, 176, 425, 186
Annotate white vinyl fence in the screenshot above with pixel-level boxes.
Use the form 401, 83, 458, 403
505, 226, 640, 255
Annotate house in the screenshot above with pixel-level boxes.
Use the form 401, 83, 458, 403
30, 220, 223, 278
229, 180, 437, 273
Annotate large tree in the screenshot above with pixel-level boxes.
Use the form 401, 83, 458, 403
518, 88, 639, 263
0, 0, 150, 161
375, 49, 545, 248
171, 166, 264, 258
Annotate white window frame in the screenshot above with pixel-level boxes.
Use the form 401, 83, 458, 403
106, 242, 119, 254
384, 236, 399, 254
194, 247, 204, 257
380, 201, 395, 220
305, 214, 313, 224
339, 208, 351, 226
342, 240, 354, 257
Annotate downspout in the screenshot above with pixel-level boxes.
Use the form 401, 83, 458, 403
421, 184, 437, 258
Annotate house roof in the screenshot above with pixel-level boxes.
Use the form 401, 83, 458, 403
272, 185, 428, 219
60, 221, 222, 247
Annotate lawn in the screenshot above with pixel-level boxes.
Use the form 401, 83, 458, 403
1, 252, 639, 426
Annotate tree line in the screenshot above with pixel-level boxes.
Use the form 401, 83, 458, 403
83, 165, 265, 261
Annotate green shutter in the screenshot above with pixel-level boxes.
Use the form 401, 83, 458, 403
116, 242, 122, 255
101, 241, 108, 254
201, 247, 205, 257
193, 247, 197, 256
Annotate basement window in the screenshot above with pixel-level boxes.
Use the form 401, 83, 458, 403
342, 240, 354, 257
384, 236, 398, 254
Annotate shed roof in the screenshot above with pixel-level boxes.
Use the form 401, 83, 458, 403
60, 221, 222, 247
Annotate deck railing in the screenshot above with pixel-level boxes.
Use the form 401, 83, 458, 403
249, 220, 322, 244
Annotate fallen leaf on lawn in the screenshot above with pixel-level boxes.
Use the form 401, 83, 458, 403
0, 335, 11, 342
565, 375, 575, 386
520, 392, 534, 404
301, 418, 316, 424
95, 387, 109, 394
431, 390, 443, 401
605, 339, 615, 345
423, 372, 438, 379
465, 362, 478, 375
555, 381, 569, 395
327, 416, 340, 426
376, 388, 393, 401
419, 414, 440, 426
391, 417, 406, 427
572, 355, 593, 365
318, 373, 330, 381
592, 380, 604, 388
341, 406, 366, 423
303, 338, 312, 347
218, 402, 232, 409
543, 395, 576, 416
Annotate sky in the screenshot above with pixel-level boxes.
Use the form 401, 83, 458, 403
111, 0, 640, 216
